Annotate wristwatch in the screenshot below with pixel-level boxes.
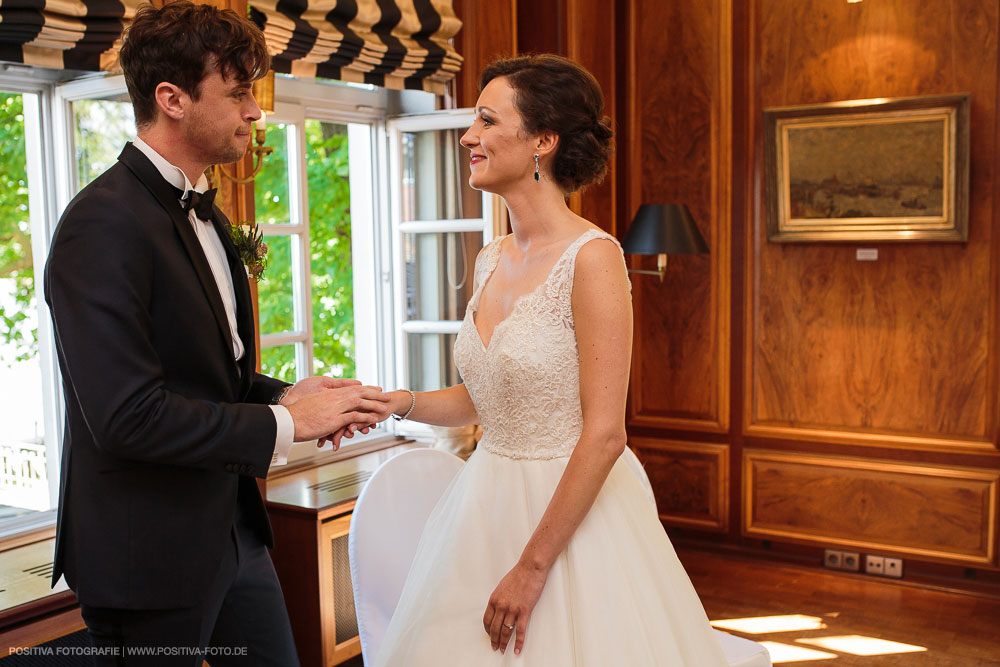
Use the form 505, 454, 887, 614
272, 385, 291, 405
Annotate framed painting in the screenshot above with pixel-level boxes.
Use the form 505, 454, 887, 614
764, 94, 969, 242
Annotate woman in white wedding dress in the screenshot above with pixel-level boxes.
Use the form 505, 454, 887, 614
375, 54, 727, 666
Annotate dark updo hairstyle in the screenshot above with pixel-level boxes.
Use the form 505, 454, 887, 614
479, 54, 614, 194
119, 1, 270, 129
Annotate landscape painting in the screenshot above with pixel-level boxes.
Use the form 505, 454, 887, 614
764, 95, 969, 242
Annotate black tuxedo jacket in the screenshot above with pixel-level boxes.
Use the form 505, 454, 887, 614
44, 143, 287, 609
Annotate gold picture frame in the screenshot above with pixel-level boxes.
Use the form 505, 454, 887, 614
764, 94, 970, 242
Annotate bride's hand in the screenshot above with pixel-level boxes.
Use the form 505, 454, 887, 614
483, 562, 548, 655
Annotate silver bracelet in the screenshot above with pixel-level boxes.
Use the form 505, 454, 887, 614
391, 389, 416, 421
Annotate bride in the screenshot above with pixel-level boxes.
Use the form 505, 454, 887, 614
374, 54, 727, 665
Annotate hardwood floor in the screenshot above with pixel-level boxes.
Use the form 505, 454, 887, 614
342, 547, 1000, 665
679, 547, 1000, 666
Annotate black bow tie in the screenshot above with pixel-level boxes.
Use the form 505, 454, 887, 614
183, 188, 218, 220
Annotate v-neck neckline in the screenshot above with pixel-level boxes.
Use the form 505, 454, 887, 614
470, 230, 595, 352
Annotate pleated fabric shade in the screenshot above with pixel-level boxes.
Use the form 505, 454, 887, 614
249, 0, 463, 95
0, 0, 461, 97
0, 0, 141, 72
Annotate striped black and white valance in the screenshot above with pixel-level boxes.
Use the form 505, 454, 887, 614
0, 0, 138, 72
249, 0, 463, 95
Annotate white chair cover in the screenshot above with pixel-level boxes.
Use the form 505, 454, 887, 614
349, 448, 465, 664
348, 446, 771, 667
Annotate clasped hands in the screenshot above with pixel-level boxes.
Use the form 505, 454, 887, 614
279, 377, 395, 450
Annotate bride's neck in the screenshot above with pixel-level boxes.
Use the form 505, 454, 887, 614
503, 185, 574, 249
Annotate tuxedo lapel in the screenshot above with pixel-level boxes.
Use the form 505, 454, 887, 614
117, 144, 238, 372
210, 213, 257, 393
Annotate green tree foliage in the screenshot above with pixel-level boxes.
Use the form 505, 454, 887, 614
74, 99, 136, 189
305, 120, 354, 379
255, 121, 354, 382
0, 96, 134, 366
0, 93, 35, 364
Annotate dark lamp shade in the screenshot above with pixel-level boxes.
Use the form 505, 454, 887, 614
621, 204, 709, 256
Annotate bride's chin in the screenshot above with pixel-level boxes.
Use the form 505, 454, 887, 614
467, 175, 493, 194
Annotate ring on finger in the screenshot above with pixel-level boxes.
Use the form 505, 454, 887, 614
504, 623, 514, 630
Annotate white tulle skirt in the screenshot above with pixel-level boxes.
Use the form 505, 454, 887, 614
374, 447, 728, 666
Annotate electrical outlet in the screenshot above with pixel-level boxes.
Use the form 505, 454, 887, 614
823, 549, 860, 571
865, 554, 885, 575
884, 557, 903, 578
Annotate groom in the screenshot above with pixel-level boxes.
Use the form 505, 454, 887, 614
44, 3, 389, 664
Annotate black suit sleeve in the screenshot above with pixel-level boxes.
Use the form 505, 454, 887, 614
246, 373, 289, 405
45, 189, 275, 476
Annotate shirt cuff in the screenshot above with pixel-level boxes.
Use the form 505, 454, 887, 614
269, 404, 295, 466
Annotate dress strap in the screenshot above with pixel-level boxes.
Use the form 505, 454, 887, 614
547, 228, 629, 299
472, 234, 508, 299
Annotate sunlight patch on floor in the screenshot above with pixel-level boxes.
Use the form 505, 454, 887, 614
798, 635, 928, 656
710, 614, 828, 634
759, 641, 838, 663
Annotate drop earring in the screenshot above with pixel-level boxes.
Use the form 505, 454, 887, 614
534, 154, 540, 182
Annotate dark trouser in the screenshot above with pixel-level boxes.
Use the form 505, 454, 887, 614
79, 504, 300, 667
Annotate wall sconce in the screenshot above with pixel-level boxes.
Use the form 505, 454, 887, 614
621, 203, 709, 281
212, 69, 275, 185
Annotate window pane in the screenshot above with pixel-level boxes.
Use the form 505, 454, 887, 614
0, 92, 51, 516
261, 344, 297, 384
255, 123, 292, 224
305, 119, 354, 378
73, 96, 136, 190
403, 232, 479, 321
257, 234, 294, 334
401, 129, 482, 221
407, 333, 459, 391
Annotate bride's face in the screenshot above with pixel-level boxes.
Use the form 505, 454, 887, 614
461, 77, 538, 194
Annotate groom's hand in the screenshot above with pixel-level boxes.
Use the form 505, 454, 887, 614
286, 384, 390, 442
280, 376, 363, 406
317, 394, 399, 450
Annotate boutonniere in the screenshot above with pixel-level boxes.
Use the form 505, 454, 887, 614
230, 222, 269, 280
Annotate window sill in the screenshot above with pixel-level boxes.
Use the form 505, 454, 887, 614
267, 434, 414, 480
0, 533, 77, 633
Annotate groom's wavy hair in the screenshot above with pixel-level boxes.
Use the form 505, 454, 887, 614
119, 1, 270, 130
480, 54, 614, 194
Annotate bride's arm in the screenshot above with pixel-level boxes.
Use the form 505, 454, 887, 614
385, 384, 479, 426
380, 242, 493, 428
483, 237, 632, 656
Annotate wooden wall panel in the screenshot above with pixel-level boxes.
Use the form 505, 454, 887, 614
744, 450, 999, 565
745, 0, 999, 450
632, 438, 729, 531
452, 0, 517, 109
565, 0, 618, 236
626, 0, 731, 433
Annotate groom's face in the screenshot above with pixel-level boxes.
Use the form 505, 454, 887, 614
182, 66, 262, 166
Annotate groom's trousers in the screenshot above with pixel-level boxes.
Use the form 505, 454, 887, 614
79, 501, 300, 667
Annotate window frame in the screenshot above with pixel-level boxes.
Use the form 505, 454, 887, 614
263, 78, 402, 462
0, 71, 65, 539
385, 110, 499, 439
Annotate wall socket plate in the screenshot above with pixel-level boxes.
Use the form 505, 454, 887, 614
884, 557, 903, 578
865, 554, 885, 575
824, 549, 860, 571
864, 554, 904, 578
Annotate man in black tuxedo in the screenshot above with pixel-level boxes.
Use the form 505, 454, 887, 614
43, 3, 390, 664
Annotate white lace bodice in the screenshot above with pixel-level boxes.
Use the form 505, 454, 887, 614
454, 228, 628, 460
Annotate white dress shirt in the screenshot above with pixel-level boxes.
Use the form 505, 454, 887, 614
133, 138, 294, 466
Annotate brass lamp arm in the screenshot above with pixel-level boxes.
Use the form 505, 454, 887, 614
626, 253, 668, 282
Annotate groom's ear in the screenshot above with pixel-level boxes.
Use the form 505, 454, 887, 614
153, 82, 187, 123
